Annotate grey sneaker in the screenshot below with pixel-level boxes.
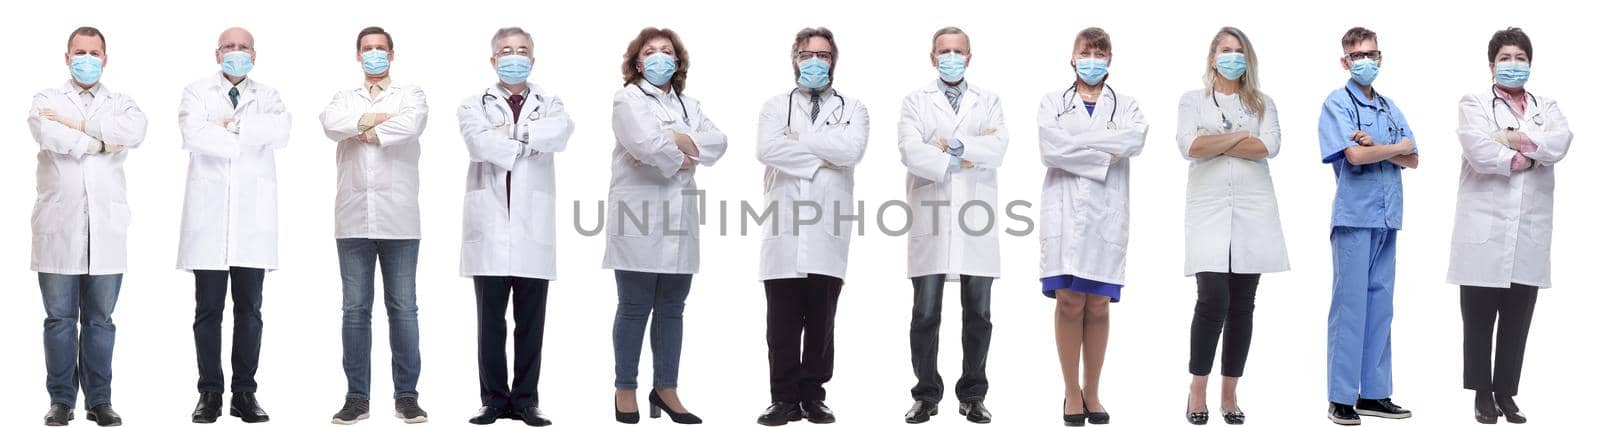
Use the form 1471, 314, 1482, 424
396, 397, 429, 424
332, 398, 370, 425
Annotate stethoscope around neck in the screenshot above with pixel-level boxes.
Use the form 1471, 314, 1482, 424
1491, 86, 1543, 131
480, 89, 542, 124
1343, 86, 1404, 139
786, 87, 847, 129
1057, 83, 1117, 128
636, 83, 690, 124
1210, 90, 1253, 131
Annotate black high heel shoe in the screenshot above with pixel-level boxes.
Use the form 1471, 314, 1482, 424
616, 393, 640, 424
1084, 402, 1109, 425
1186, 394, 1209, 425
1494, 393, 1524, 424
1063, 398, 1087, 426
1222, 411, 1244, 425
649, 390, 703, 424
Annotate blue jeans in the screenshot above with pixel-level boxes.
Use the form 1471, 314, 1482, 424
612, 270, 692, 389
337, 238, 422, 400
40, 273, 122, 408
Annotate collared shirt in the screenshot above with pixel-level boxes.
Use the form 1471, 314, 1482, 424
1317, 79, 1417, 230
366, 77, 390, 98
942, 80, 969, 173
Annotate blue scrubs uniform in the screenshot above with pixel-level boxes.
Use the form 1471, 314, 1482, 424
1317, 79, 1415, 405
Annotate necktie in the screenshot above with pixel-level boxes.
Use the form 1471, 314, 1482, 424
809, 93, 821, 122
505, 94, 527, 203
944, 85, 961, 114
228, 87, 240, 109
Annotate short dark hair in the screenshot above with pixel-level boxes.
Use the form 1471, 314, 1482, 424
357, 26, 393, 51
1075, 27, 1111, 53
67, 26, 106, 52
1341, 27, 1377, 48
621, 27, 690, 93
1487, 27, 1532, 63
791, 27, 837, 78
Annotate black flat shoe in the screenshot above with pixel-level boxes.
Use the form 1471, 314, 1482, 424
905, 400, 937, 424
518, 406, 552, 426
229, 392, 270, 423
191, 392, 222, 423
615, 394, 639, 424
757, 402, 802, 426
649, 390, 702, 424
1222, 411, 1245, 425
800, 400, 835, 424
1474, 391, 1500, 424
1328, 402, 1360, 426
87, 404, 122, 427
469, 406, 509, 425
959, 401, 991, 424
1355, 398, 1411, 420
1063, 398, 1086, 427
1494, 394, 1525, 424
45, 403, 73, 426
1084, 402, 1109, 425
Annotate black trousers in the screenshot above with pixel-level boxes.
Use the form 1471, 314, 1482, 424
1188, 272, 1259, 377
909, 274, 993, 403
1461, 284, 1538, 396
474, 276, 549, 410
194, 267, 265, 393
764, 274, 843, 402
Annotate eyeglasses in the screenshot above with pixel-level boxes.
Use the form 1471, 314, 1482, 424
1345, 50, 1382, 61
796, 50, 834, 61
496, 47, 532, 57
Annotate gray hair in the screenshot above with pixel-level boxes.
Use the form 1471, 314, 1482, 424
491, 27, 533, 52
930, 26, 969, 54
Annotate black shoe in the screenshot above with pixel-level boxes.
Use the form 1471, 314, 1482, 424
1084, 402, 1109, 425
959, 401, 991, 424
1494, 394, 1524, 424
395, 397, 428, 424
332, 398, 370, 425
230, 392, 270, 423
1222, 411, 1245, 425
86, 404, 121, 427
1063, 398, 1086, 427
45, 403, 73, 426
800, 400, 835, 424
1328, 402, 1360, 425
616, 393, 640, 424
519, 406, 552, 426
757, 402, 802, 426
469, 406, 509, 425
1474, 391, 1500, 424
648, 390, 702, 424
1355, 398, 1411, 419
904, 400, 937, 424
192, 392, 222, 423
1187, 397, 1209, 426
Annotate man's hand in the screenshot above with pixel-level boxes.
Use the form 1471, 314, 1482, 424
104, 144, 125, 154
674, 132, 699, 157
931, 137, 950, 153
1395, 138, 1416, 155
39, 108, 86, 132
373, 113, 392, 125
1512, 131, 1538, 154
980, 128, 997, 136
1512, 153, 1532, 172
626, 153, 643, 168
1350, 130, 1375, 147
679, 155, 697, 170
960, 160, 975, 169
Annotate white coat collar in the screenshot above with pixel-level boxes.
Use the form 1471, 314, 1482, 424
59, 80, 107, 97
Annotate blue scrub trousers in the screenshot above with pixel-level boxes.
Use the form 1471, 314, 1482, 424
1326, 226, 1397, 404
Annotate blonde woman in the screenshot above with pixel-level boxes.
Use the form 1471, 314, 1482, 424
1175, 26, 1288, 426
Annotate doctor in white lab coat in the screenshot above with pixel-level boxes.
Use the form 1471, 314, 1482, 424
177, 27, 288, 423
1448, 28, 1571, 423
754, 27, 867, 425
318, 26, 431, 423
456, 27, 573, 426
895, 27, 1007, 424
29, 27, 146, 425
605, 27, 726, 424
1037, 27, 1147, 424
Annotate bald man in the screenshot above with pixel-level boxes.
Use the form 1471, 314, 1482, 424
177, 26, 291, 424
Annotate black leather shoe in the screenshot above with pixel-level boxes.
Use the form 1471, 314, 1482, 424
44, 403, 73, 426
1474, 391, 1500, 424
192, 392, 222, 423
230, 392, 270, 423
616, 394, 640, 424
1355, 398, 1411, 419
519, 406, 552, 426
87, 404, 122, 426
1494, 394, 1524, 424
648, 390, 702, 424
757, 402, 802, 426
1084, 402, 1109, 425
1222, 411, 1245, 425
1328, 402, 1360, 425
905, 400, 937, 424
800, 400, 835, 424
959, 401, 991, 424
469, 406, 509, 425
1063, 398, 1086, 427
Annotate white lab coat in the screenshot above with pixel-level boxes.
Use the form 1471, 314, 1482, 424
28, 81, 148, 275
176, 73, 291, 271
603, 83, 728, 275
319, 82, 428, 240
897, 80, 1010, 279
1036, 87, 1147, 284
1447, 89, 1572, 288
1175, 89, 1290, 276
457, 84, 573, 279
756, 88, 870, 281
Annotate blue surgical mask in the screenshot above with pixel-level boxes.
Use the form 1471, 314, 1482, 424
642, 52, 677, 87
797, 58, 831, 90
221, 51, 254, 78
1495, 60, 1530, 89
1075, 58, 1109, 86
1348, 58, 1380, 86
937, 53, 967, 83
496, 55, 532, 84
1215, 52, 1247, 81
70, 55, 103, 86
361, 50, 390, 75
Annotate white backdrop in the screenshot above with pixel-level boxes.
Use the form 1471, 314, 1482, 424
1, 0, 1594, 426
